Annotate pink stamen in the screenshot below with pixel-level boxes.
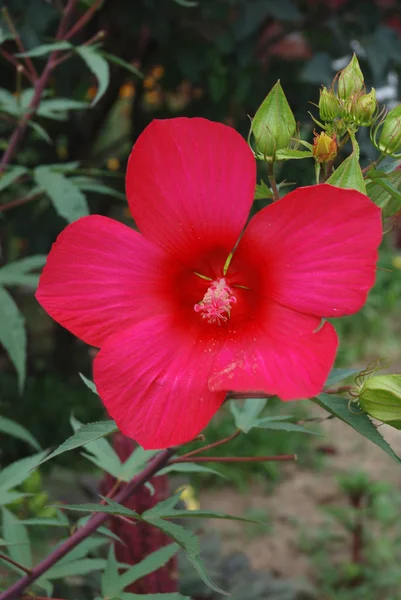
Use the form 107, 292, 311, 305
194, 278, 237, 324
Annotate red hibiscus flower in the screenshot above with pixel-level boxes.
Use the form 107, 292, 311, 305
36, 118, 382, 449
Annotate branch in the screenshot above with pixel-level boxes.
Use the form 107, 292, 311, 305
0, 191, 42, 213
0, 552, 32, 577
1, 7, 38, 81
0, 448, 174, 600
64, 0, 104, 41
176, 430, 241, 461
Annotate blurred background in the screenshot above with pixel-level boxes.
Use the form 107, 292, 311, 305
1, 1, 401, 599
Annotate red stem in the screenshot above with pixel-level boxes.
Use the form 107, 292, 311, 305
64, 0, 104, 41
0, 552, 32, 576
0, 448, 174, 600
0, 48, 33, 83
178, 430, 241, 460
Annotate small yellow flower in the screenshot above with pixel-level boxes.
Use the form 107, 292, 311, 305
144, 90, 162, 107
119, 82, 136, 99
151, 65, 165, 80
143, 76, 156, 90
392, 255, 401, 269
312, 131, 337, 163
176, 485, 200, 511
107, 157, 120, 171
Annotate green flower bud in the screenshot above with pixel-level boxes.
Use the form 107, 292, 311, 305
359, 374, 401, 427
251, 80, 296, 160
346, 88, 377, 126
377, 104, 401, 156
337, 54, 364, 101
319, 86, 341, 122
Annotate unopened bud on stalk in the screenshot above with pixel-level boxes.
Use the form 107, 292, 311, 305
319, 87, 340, 122
312, 131, 337, 163
251, 80, 296, 160
346, 88, 377, 126
358, 374, 401, 427
373, 104, 401, 156
337, 54, 364, 101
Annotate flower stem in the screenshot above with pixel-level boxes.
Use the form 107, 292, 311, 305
0, 448, 174, 600
175, 429, 241, 460
170, 454, 297, 464
268, 162, 280, 201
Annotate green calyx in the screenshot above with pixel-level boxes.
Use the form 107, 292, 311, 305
359, 374, 401, 428
337, 54, 364, 101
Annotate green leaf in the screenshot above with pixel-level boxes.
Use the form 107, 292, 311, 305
79, 372, 98, 395
39, 420, 117, 465
110, 544, 179, 596
158, 463, 228, 480
76, 45, 110, 105
57, 536, 108, 564
71, 176, 126, 200
53, 501, 141, 519
0, 255, 47, 288
0, 166, 27, 192
20, 517, 68, 527
2, 508, 32, 568
16, 41, 71, 57
34, 167, 89, 222
101, 545, 121, 598
327, 151, 366, 194
0, 451, 48, 492
254, 418, 321, 435
0, 287, 26, 391
254, 179, 273, 200
275, 148, 312, 160
230, 398, 267, 433
71, 415, 122, 478
324, 367, 360, 388
45, 558, 106, 579
38, 99, 90, 121
144, 518, 227, 596
366, 169, 401, 217
28, 120, 52, 143
314, 393, 401, 464
0, 416, 41, 450
100, 52, 143, 78
0, 491, 28, 507
118, 447, 159, 482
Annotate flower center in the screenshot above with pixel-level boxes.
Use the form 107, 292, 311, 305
194, 278, 237, 325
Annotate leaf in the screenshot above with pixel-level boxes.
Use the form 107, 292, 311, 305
0, 287, 26, 391
230, 398, 267, 433
57, 536, 108, 564
0, 416, 41, 450
76, 45, 110, 105
0, 166, 27, 192
79, 373, 98, 395
254, 419, 321, 435
0, 451, 48, 492
158, 463, 228, 480
327, 151, 366, 194
314, 393, 401, 464
324, 367, 360, 388
0, 491, 28, 507
53, 502, 141, 519
34, 167, 89, 222
0, 255, 47, 288
71, 415, 122, 478
38, 99, 90, 121
118, 447, 159, 482
39, 420, 117, 465
45, 558, 106, 579
275, 149, 312, 160
101, 545, 121, 598
28, 120, 52, 144
15, 41, 71, 57
71, 176, 126, 200
2, 508, 32, 568
254, 179, 273, 200
100, 52, 143, 78
366, 169, 401, 217
144, 518, 227, 596
109, 544, 179, 596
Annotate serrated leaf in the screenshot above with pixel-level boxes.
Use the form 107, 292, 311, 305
71, 415, 121, 477
0, 166, 27, 192
0, 287, 26, 391
34, 167, 89, 222
77, 516, 124, 544
2, 508, 32, 568
0, 451, 48, 492
275, 148, 312, 160
230, 398, 267, 433
45, 558, 106, 579
16, 41, 71, 57
366, 169, 401, 217
254, 419, 321, 435
118, 447, 159, 482
39, 420, 117, 465
324, 368, 360, 388
76, 45, 109, 105
0, 416, 41, 450
57, 536, 108, 564
0, 255, 47, 288
20, 517, 68, 527
327, 151, 366, 194
254, 179, 273, 200
144, 518, 226, 596
79, 372, 98, 395
101, 545, 120, 597
314, 393, 401, 464
53, 501, 141, 519
158, 463, 228, 480
100, 52, 143, 78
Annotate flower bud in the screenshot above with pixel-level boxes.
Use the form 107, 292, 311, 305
337, 54, 364, 101
346, 88, 377, 126
319, 87, 340, 122
251, 80, 296, 160
359, 374, 401, 426
376, 104, 401, 156
312, 131, 337, 163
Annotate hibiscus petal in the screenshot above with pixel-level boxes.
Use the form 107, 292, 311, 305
210, 301, 338, 400
36, 215, 178, 347
126, 118, 256, 264
93, 316, 226, 449
231, 184, 382, 317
